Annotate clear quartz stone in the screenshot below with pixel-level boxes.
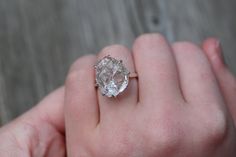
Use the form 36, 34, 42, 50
95, 56, 129, 97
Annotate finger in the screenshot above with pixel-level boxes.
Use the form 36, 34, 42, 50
96, 45, 138, 119
202, 38, 236, 122
64, 55, 99, 155
132, 34, 183, 105
172, 42, 224, 105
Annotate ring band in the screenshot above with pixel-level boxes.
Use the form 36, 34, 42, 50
94, 55, 137, 97
95, 72, 138, 87
129, 73, 138, 78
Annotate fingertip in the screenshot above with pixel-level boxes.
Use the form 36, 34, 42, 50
133, 33, 168, 52
202, 38, 220, 55
68, 55, 97, 73
202, 38, 225, 71
173, 41, 202, 53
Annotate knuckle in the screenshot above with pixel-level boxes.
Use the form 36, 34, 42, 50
144, 117, 182, 154
101, 45, 129, 54
0, 122, 39, 156
133, 33, 167, 49
19, 120, 65, 156
98, 124, 134, 157
18, 121, 40, 147
199, 109, 228, 147
99, 137, 132, 156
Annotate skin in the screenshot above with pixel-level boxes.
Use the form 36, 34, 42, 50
0, 34, 236, 157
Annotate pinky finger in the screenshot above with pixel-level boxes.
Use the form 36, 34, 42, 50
202, 38, 236, 123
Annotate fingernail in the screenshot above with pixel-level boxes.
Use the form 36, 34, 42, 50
214, 39, 225, 65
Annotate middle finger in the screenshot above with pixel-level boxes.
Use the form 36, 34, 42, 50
133, 34, 184, 106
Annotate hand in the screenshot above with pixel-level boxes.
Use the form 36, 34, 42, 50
0, 34, 235, 157
64, 34, 236, 157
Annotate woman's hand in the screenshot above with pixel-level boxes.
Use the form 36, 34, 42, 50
64, 34, 236, 157
0, 34, 236, 157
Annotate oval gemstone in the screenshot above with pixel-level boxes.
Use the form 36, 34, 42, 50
95, 56, 129, 97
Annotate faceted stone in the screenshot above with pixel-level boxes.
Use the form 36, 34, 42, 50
95, 56, 129, 97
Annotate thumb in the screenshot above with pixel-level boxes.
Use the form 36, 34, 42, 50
0, 87, 65, 156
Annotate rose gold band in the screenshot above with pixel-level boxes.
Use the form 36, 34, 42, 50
129, 72, 138, 78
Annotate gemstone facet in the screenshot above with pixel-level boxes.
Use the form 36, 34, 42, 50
95, 56, 129, 97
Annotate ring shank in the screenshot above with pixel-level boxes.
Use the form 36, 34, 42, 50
129, 73, 138, 78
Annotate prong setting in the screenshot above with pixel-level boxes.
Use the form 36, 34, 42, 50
94, 56, 129, 97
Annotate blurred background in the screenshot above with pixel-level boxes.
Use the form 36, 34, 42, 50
0, 0, 236, 125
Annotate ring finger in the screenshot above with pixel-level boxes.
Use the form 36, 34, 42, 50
96, 45, 138, 120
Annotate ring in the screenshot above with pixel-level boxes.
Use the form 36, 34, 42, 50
94, 55, 138, 97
